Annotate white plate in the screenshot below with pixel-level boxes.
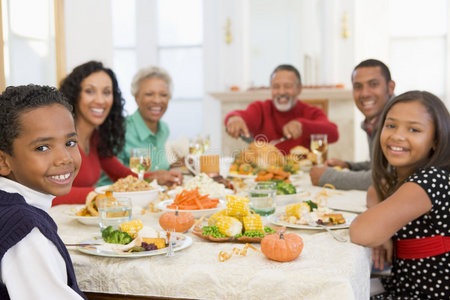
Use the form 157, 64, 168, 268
157, 199, 226, 218
76, 233, 192, 258
268, 211, 357, 230
326, 195, 367, 214
65, 205, 99, 226
227, 173, 257, 179
167, 188, 234, 200
65, 205, 142, 226
275, 190, 310, 206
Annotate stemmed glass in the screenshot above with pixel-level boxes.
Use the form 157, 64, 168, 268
201, 134, 211, 153
310, 134, 328, 166
129, 148, 151, 181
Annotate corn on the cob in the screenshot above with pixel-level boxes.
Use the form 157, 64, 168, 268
208, 209, 227, 226
216, 215, 242, 237
243, 213, 264, 232
119, 219, 143, 238
225, 195, 249, 220
285, 202, 310, 219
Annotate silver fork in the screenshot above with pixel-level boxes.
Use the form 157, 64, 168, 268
165, 229, 175, 256
305, 217, 348, 242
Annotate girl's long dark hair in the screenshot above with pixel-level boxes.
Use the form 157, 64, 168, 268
372, 90, 450, 200
59, 61, 126, 157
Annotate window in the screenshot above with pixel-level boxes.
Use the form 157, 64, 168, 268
1, 0, 57, 87
112, 0, 204, 139
388, 0, 448, 98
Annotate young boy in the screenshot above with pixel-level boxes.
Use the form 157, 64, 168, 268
0, 85, 86, 299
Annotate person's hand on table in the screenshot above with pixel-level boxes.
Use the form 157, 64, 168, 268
372, 239, 393, 271
226, 116, 250, 139
282, 120, 302, 139
309, 165, 328, 186
325, 158, 349, 169
152, 169, 183, 187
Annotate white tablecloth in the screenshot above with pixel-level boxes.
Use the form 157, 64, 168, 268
50, 183, 371, 300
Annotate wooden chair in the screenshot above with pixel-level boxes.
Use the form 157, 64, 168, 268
303, 98, 328, 115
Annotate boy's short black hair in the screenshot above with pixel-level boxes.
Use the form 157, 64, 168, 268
0, 84, 72, 155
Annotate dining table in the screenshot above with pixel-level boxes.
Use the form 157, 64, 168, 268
50, 172, 372, 300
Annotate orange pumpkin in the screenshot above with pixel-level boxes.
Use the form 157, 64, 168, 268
159, 210, 195, 232
261, 231, 303, 262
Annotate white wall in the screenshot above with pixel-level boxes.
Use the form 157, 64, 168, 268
64, 0, 114, 73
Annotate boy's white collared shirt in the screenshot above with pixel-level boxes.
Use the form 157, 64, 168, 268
0, 177, 83, 299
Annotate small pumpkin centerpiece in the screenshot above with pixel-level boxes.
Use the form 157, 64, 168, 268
261, 231, 303, 262
159, 210, 195, 233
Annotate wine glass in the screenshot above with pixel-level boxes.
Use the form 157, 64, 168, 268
201, 134, 211, 153
129, 148, 151, 181
310, 134, 328, 166
189, 139, 203, 155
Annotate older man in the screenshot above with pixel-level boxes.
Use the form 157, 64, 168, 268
224, 64, 338, 154
310, 59, 395, 190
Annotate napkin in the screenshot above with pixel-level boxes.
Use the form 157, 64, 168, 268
165, 136, 189, 164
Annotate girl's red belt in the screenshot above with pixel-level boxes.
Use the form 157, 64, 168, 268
396, 235, 450, 259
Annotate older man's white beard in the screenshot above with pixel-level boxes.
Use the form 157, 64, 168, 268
274, 96, 294, 112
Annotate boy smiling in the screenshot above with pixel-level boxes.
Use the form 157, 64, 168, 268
0, 85, 85, 299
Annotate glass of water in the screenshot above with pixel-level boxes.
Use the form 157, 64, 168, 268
97, 195, 132, 230
248, 181, 277, 216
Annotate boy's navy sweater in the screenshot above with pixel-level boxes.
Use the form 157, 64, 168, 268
0, 190, 86, 299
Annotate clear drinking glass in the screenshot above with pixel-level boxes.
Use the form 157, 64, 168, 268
310, 134, 328, 166
129, 148, 151, 180
201, 134, 211, 153
97, 196, 132, 230
248, 181, 277, 216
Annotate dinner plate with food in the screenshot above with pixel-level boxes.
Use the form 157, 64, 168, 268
269, 200, 357, 230
66, 204, 99, 226
74, 220, 192, 258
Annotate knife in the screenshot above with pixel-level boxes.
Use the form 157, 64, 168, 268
270, 136, 288, 146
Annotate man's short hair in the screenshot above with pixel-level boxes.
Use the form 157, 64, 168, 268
352, 59, 392, 83
270, 64, 302, 87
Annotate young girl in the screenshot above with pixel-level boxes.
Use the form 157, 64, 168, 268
0, 85, 86, 299
53, 61, 180, 205
350, 90, 450, 299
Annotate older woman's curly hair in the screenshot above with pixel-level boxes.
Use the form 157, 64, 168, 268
0, 85, 72, 155
59, 61, 125, 157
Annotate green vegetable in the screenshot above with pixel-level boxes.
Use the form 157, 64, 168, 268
271, 180, 296, 195
201, 226, 227, 238
101, 226, 133, 244
235, 231, 265, 238
304, 200, 318, 211
264, 226, 276, 233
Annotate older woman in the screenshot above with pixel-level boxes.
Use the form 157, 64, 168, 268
54, 61, 178, 205
98, 66, 182, 187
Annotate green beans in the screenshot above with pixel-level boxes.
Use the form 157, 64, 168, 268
201, 226, 227, 238
264, 226, 276, 233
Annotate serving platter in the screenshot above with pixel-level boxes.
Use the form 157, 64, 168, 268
157, 199, 226, 218
191, 225, 284, 243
